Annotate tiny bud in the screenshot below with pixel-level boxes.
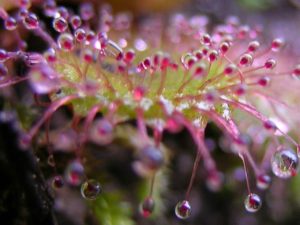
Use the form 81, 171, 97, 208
271, 38, 285, 52
74, 28, 86, 42
82, 49, 94, 63
292, 64, 300, 77
5, 17, 17, 31
208, 50, 218, 62
70, 15, 82, 29
58, 33, 74, 51
80, 3, 94, 21
57, 7, 69, 20
224, 64, 237, 75
133, 86, 146, 101
264, 58, 276, 69
234, 84, 247, 96
219, 42, 230, 54
53, 17, 68, 33
0, 49, 9, 62
0, 63, 8, 76
239, 53, 253, 66
258, 76, 270, 87
125, 49, 135, 63
248, 40, 260, 52
263, 120, 276, 130
23, 13, 39, 30
202, 33, 211, 45
44, 48, 56, 62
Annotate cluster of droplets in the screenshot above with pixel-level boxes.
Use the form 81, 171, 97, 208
1, 0, 300, 221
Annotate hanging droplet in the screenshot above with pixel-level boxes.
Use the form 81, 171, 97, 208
52, 175, 64, 189
19, 0, 31, 8
175, 200, 192, 219
53, 17, 68, 33
239, 53, 253, 66
81, 179, 102, 200
256, 174, 271, 190
65, 160, 84, 186
271, 148, 298, 179
140, 197, 155, 218
244, 193, 262, 213
58, 33, 74, 51
5, 17, 17, 31
23, 13, 39, 30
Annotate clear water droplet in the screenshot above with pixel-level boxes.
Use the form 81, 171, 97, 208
175, 200, 192, 219
53, 17, 68, 33
81, 179, 102, 200
52, 175, 64, 189
23, 13, 39, 30
140, 197, 155, 218
271, 148, 298, 179
65, 160, 84, 186
58, 33, 74, 51
70, 15, 82, 29
256, 174, 271, 190
244, 193, 262, 213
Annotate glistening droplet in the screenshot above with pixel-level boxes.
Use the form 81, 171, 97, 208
65, 160, 84, 186
244, 193, 262, 213
271, 148, 298, 179
175, 200, 192, 219
81, 179, 102, 200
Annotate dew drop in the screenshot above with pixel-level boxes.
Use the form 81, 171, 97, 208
256, 174, 271, 190
19, 0, 31, 8
57, 6, 69, 20
58, 33, 74, 51
52, 176, 64, 189
5, 17, 17, 31
271, 148, 298, 179
224, 63, 237, 75
81, 179, 102, 200
23, 13, 39, 30
140, 197, 155, 218
244, 193, 262, 213
65, 160, 84, 186
271, 38, 285, 52
53, 17, 68, 33
175, 200, 192, 219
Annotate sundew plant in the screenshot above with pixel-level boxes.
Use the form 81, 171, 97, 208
1, 0, 300, 224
